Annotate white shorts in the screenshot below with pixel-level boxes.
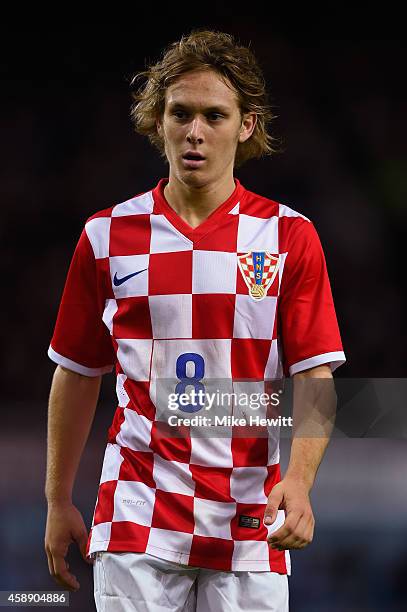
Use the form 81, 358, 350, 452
93, 551, 289, 611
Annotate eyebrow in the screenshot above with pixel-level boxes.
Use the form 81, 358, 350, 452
168, 102, 231, 114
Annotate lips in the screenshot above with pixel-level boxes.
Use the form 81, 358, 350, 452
182, 151, 206, 169
182, 150, 206, 161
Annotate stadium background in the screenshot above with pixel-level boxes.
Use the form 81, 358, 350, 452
1, 16, 406, 612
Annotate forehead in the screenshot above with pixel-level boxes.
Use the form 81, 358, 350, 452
164, 69, 240, 110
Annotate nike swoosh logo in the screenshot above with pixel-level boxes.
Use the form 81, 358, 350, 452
113, 269, 148, 286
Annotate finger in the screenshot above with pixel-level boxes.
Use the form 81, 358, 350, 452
271, 514, 314, 550
264, 488, 284, 526
267, 511, 302, 544
52, 554, 80, 591
46, 549, 55, 577
74, 528, 91, 563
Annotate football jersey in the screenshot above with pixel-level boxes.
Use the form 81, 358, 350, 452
48, 177, 345, 573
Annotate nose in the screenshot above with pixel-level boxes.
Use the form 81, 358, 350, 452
186, 117, 204, 144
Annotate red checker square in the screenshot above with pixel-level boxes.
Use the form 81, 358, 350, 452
148, 251, 192, 295
109, 522, 150, 551
93, 481, 117, 525
192, 294, 235, 339
109, 215, 151, 256
149, 421, 191, 463
151, 490, 194, 533
236, 260, 251, 295
231, 503, 268, 541
231, 339, 272, 379
264, 464, 281, 497
241, 193, 279, 219
278, 215, 300, 252
269, 546, 288, 574
96, 257, 115, 298
196, 215, 239, 252
118, 449, 155, 488
189, 465, 233, 502
126, 380, 156, 420
231, 436, 269, 467
107, 407, 125, 444
113, 297, 152, 339
189, 536, 233, 571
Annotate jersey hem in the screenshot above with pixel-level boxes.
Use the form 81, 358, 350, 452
289, 351, 346, 376
88, 539, 289, 574
48, 346, 114, 377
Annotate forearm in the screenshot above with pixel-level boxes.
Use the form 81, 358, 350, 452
285, 365, 336, 492
45, 365, 102, 504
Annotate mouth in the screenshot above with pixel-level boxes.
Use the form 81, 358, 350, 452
182, 151, 206, 169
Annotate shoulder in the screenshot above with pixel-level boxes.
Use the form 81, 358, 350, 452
82, 189, 155, 257
241, 186, 311, 223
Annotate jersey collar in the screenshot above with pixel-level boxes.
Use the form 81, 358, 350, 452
152, 177, 245, 244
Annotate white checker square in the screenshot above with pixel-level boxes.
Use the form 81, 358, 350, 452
192, 250, 237, 294
113, 480, 155, 525
233, 294, 277, 339
193, 498, 235, 539
85, 217, 111, 259
232, 540, 269, 562
116, 409, 153, 452
110, 254, 149, 298
152, 455, 195, 496
112, 191, 154, 217
237, 214, 278, 252
116, 374, 130, 408
150, 339, 232, 419
150, 214, 193, 253
264, 338, 283, 380
232, 381, 268, 421
90, 521, 111, 545
147, 528, 193, 557
116, 339, 152, 381
150, 339, 233, 380
100, 443, 124, 484
229, 202, 240, 215
149, 295, 192, 339
190, 436, 233, 468
279, 203, 309, 221
230, 467, 268, 504
102, 299, 118, 334
267, 440, 280, 465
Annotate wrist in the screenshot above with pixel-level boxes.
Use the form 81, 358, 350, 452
283, 471, 314, 493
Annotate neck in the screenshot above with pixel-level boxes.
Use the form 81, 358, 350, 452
163, 173, 236, 229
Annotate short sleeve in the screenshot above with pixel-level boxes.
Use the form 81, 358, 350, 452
48, 227, 115, 376
279, 219, 346, 376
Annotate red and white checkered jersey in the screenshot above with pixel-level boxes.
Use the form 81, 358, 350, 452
48, 178, 345, 573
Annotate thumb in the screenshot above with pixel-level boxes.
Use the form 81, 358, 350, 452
73, 528, 91, 564
264, 485, 283, 526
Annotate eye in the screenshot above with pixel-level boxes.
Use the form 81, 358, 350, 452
208, 112, 224, 121
173, 110, 187, 120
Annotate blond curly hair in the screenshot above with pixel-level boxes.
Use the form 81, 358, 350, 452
129, 29, 280, 168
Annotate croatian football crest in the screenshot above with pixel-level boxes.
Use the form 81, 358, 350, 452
237, 251, 280, 301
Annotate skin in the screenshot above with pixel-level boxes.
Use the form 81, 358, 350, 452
156, 69, 256, 228
45, 68, 335, 591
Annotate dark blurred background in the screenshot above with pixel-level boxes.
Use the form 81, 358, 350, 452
1, 16, 406, 612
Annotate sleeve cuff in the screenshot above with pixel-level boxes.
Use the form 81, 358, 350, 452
288, 351, 346, 376
48, 345, 114, 377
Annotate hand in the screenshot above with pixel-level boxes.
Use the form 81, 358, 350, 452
263, 478, 315, 550
44, 501, 93, 591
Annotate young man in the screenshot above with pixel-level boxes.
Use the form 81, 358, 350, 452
45, 30, 345, 611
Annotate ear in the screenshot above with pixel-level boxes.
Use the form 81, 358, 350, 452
156, 115, 163, 136
238, 112, 257, 143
